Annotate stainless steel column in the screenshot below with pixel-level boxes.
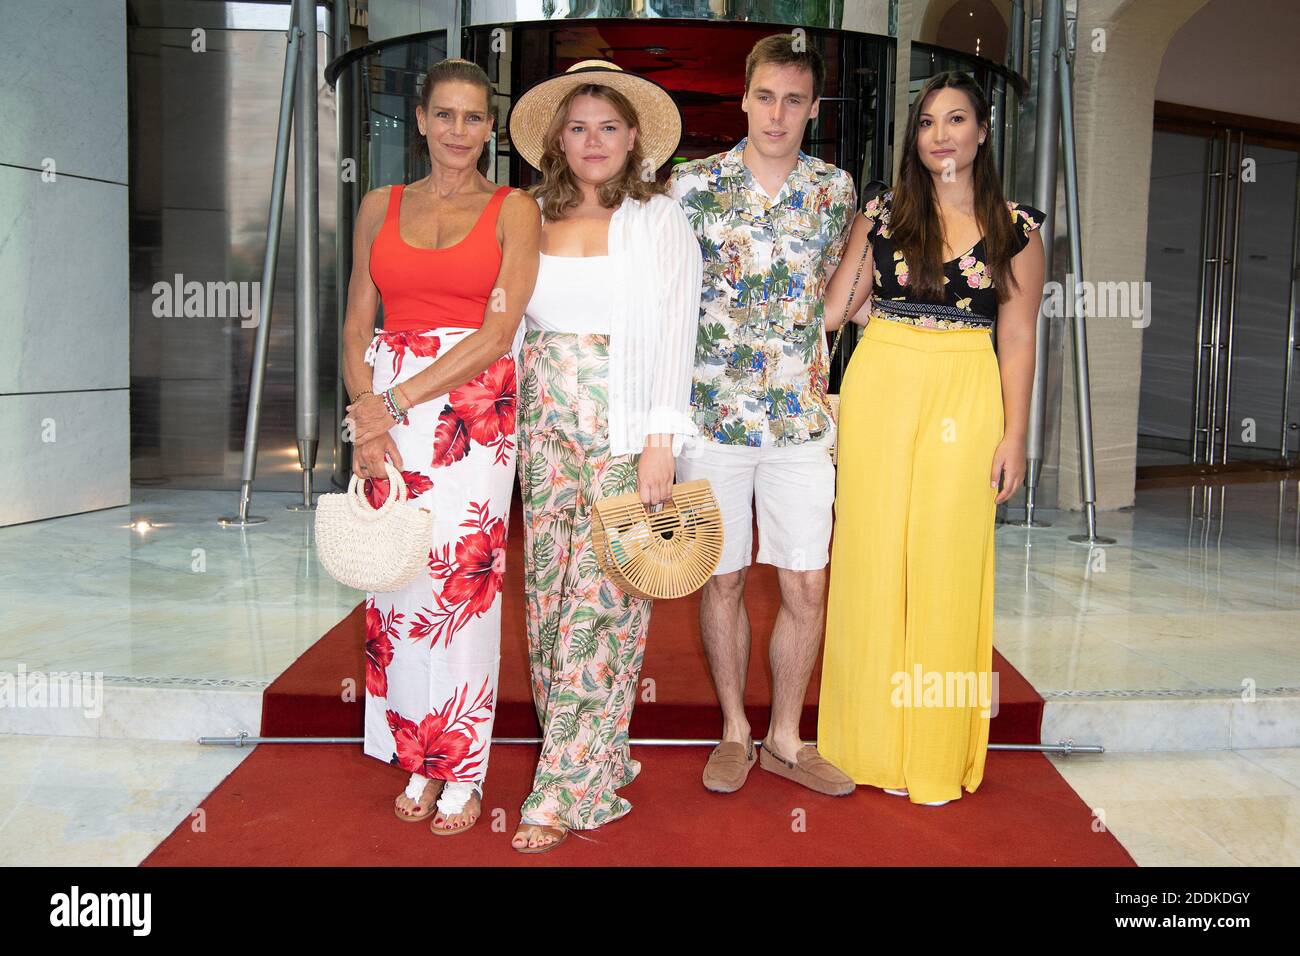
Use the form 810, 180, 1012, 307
1205, 131, 1236, 464
1218, 130, 1246, 464
218, 23, 302, 528
289, 0, 320, 512
1057, 39, 1114, 546
331, 0, 354, 491
1282, 156, 1300, 460
1190, 134, 1218, 464
1001, 0, 1026, 198
1011, 0, 1062, 528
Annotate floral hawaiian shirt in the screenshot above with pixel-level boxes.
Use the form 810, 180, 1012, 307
669, 138, 856, 447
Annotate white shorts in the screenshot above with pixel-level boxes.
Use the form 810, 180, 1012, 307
675, 432, 836, 576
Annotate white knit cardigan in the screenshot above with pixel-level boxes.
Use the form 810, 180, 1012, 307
517, 192, 702, 458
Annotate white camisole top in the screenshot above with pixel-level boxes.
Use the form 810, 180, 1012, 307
523, 252, 613, 334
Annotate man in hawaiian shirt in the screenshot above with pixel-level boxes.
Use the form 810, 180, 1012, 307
670, 33, 857, 797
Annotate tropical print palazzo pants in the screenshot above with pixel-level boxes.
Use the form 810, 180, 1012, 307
516, 330, 653, 830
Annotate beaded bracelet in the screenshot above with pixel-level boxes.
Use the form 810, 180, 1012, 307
381, 387, 409, 425
352, 388, 373, 402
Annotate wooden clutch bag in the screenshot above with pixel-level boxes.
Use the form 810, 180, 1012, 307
590, 479, 724, 600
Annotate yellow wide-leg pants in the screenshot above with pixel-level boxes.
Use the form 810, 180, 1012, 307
818, 317, 1003, 805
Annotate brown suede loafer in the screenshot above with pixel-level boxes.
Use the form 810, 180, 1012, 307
758, 742, 856, 796
702, 737, 756, 793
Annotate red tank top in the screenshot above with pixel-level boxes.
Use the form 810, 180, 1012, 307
369, 182, 512, 332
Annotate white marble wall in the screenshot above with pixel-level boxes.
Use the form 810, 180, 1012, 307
0, 0, 130, 526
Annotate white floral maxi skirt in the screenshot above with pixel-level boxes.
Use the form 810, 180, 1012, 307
360, 327, 517, 814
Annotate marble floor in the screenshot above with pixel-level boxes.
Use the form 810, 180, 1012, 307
0, 480, 1297, 865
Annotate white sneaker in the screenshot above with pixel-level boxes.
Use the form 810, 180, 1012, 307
883, 788, 909, 797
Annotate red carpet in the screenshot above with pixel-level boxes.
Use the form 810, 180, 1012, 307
142, 742, 1133, 866
262, 500, 1045, 743
144, 501, 1128, 867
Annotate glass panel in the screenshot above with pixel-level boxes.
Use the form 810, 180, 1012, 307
1223, 144, 1298, 460
1137, 130, 1209, 466
128, 24, 339, 491
361, 35, 450, 192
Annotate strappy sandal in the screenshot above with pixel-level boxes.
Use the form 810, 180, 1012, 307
429, 783, 482, 836
511, 821, 568, 854
394, 774, 444, 822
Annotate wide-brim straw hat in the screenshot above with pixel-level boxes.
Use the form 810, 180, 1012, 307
507, 59, 683, 172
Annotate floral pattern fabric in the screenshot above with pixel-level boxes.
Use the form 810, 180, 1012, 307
516, 330, 652, 830
361, 327, 517, 790
860, 190, 1045, 330
669, 138, 856, 447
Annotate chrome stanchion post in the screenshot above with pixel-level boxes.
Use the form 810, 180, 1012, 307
1206, 132, 1234, 465
1190, 135, 1217, 464
1001, 0, 1026, 198
1056, 43, 1114, 546
1007, 0, 1061, 529
1219, 130, 1246, 464
330, 2, 354, 492
1281, 157, 1300, 462
219, 23, 302, 528
288, 0, 320, 512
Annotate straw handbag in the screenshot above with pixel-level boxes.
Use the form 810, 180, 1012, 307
314, 461, 433, 592
591, 479, 724, 600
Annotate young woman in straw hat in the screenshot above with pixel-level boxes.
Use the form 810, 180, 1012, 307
505, 61, 702, 853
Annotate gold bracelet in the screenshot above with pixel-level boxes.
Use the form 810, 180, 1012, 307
352, 389, 373, 401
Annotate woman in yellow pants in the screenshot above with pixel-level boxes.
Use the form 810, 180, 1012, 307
818, 72, 1045, 806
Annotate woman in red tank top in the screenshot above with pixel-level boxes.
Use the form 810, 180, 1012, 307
338, 58, 540, 836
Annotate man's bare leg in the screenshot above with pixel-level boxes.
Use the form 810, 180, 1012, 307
764, 566, 827, 757
699, 566, 752, 745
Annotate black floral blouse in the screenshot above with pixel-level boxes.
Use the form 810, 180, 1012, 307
856, 190, 1045, 330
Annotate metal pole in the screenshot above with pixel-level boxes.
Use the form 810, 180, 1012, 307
197, 733, 1105, 755
447, 0, 463, 58
1057, 43, 1114, 546
1219, 130, 1245, 464
1002, 0, 1026, 198
219, 24, 302, 528
1281, 156, 1300, 461
1206, 131, 1234, 465
1008, 0, 1061, 529
1007, 0, 1025, 79
288, 0, 320, 512
331, 0, 354, 492
1190, 134, 1217, 464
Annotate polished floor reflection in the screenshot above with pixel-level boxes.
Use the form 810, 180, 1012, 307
0, 480, 1297, 865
